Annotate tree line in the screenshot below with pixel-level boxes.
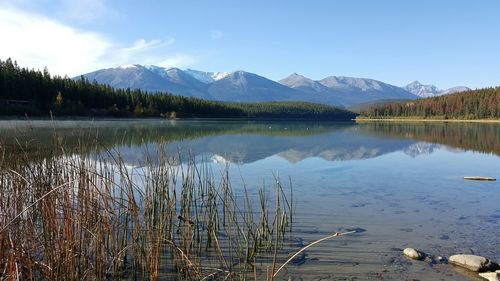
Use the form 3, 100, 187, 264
361, 87, 500, 119
0, 58, 356, 120
357, 122, 500, 156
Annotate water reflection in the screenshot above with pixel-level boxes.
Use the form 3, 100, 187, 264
1, 120, 499, 166
356, 121, 500, 156
1, 120, 498, 280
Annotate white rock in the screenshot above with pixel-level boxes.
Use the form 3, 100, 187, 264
478, 272, 500, 281
449, 255, 498, 272
403, 248, 424, 260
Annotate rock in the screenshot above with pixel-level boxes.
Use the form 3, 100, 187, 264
424, 256, 436, 264
449, 255, 499, 272
463, 176, 496, 181
478, 272, 500, 281
439, 234, 450, 240
403, 248, 424, 260
437, 256, 447, 263
345, 227, 367, 233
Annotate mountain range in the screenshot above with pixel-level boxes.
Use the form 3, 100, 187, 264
79, 65, 469, 107
278, 73, 417, 106
404, 81, 470, 98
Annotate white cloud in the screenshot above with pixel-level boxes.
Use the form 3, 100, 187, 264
0, 6, 110, 76
0, 6, 196, 76
108, 38, 178, 66
1, 0, 118, 22
210, 30, 224, 40
157, 54, 197, 68
59, 0, 116, 22
119, 38, 175, 53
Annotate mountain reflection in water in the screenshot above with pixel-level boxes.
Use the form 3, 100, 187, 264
1, 120, 499, 166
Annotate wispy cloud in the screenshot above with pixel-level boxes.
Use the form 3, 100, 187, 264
210, 30, 224, 40
109, 38, 178, 65
157, 55, 197, 68
119, 38, 175, 53
1, 0, 118, 22
58, 0, 117, 22
0, 5, 197, 76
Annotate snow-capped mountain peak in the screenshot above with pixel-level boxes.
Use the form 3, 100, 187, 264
404, 81, 470, 98
211, 71, 231, 81
117, 64, 140, 69
139, 65, 185, 79
404, 81, 440, 97
141, 65, 168, 78
184, 69, 231, 83
440, 86, 471, 95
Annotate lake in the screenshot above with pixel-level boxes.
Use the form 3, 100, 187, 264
1, 119, 499, 280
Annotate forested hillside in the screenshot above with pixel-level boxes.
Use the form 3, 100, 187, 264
360, 87, 500, 119
0, 59, 356, 120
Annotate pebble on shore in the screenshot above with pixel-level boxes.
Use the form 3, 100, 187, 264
401, 249, 500, 279
478, 272, 500, 281
463, 176, 496, 181
449, 254, 499, 272
403, 248, 425, 260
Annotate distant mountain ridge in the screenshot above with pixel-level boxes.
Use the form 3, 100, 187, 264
81, 65, 302, 102
278, 73, 418, 106
404, 81, 470, 98
78, 65, 469, 107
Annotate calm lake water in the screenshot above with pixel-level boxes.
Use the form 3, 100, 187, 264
1, 119, 499, 280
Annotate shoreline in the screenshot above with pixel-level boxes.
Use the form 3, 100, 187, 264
356, 118, 500, 123
0, 116, 356, 122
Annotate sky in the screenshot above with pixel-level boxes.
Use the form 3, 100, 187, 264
1, 0, 499, 89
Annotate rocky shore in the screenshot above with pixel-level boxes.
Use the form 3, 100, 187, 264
403, 247, 499, 280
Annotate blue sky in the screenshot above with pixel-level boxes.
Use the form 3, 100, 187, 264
1, 0, 499, 88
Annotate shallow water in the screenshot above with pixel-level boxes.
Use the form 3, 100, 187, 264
1, 119, 499, 280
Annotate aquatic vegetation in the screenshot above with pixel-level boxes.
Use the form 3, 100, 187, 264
0, 141, 294, 280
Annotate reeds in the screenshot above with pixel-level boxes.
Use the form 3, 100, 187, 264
0, 138, 293, 280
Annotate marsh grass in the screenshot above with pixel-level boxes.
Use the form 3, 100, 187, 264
0, 133, 294, 280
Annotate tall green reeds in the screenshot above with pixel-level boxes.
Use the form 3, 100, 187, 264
0, 137, 293, 280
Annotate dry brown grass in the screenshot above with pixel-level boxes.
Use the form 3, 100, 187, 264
0, 140, 294, 280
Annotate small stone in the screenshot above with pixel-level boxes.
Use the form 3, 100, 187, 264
478, 272, 500, 281
449, 254, 499, 272
424, 256, 436, 264
403, 248, 424, 260
439, 234, 450, 240
463, 176, 496, 181
345, 227, 367, 233
437, 256, 447, 263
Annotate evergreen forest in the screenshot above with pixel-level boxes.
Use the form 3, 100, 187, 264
0, 59, 356, 120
